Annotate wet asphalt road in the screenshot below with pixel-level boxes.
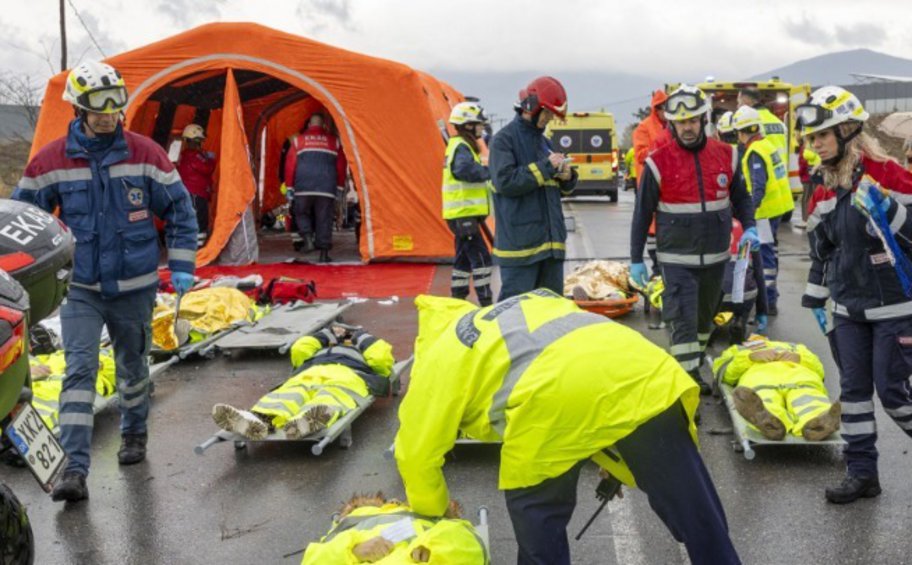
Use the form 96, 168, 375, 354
6, 187, 912, 564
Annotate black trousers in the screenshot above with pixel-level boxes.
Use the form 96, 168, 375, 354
661, 263, 726, 374
498, 259, 564, 302
504, 403, 740, 565
293, 195, 335, 250
448, 219, 493, 306
192, 194, 209, 237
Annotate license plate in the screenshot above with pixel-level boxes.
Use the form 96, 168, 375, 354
4, 402, 66, 492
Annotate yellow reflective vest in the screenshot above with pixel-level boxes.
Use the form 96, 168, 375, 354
302, 502, 488, 564
30, 349, 117, 430
757, 108, 788, 162
442, 137, 491, 220
396, 291, 699, 516
713, 339, 825, 388
743, 137, 794, 219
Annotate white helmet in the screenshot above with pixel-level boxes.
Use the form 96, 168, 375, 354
449, 102, 487, 126
731, 106, 762, 131
716, 111, 735, 134
796, 86, 868, 136
664, 85, 711, 122
62, 61, 128, 114
182, 124, 206, 140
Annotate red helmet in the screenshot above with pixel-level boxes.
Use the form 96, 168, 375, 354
518, 76, 568, 118
730, 219, 744, 255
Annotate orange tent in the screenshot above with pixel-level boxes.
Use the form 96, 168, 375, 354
30, 22, 465, 264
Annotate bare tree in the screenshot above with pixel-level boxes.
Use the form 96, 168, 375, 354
0, 72, 42, 131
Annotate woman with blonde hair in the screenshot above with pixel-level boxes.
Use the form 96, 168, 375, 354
799, 86, 912, 504
903, 137, 912, 172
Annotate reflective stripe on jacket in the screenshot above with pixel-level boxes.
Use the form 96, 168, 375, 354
488, 115, 578, 266
395, 291, 699, 516
631, 137, 755, 267
302, 503, 489, 564
12, 120, 197, 298
442, 137, 491, 219
757, 108, 788, 163
743, 137, 795, 219
802, 157, 912, 320
283, 125, 347, 197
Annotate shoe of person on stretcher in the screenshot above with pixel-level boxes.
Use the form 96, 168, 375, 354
211, 404, 269, 440
731, 386, 786, 440
283, 405, 335, 440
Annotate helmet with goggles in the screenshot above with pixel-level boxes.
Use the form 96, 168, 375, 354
796, 86, 868, 136
449, 102, 488, 126
63, 61, 128, 114
664, 85, 711, 122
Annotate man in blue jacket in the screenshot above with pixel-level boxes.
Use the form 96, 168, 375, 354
489, 76, 577, 300
12, 61, 197, 502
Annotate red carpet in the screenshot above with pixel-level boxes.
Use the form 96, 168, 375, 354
159, 262, 436, 299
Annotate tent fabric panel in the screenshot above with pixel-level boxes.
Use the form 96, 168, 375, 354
198, 69, 257, 266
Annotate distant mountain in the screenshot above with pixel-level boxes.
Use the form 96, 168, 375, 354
430, 69, 662, 132
749, 48, 912, 86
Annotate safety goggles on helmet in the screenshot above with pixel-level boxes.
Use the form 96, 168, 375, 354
795, 104, 830, 130
78, 86, 128, 113
664, 92, 705, 116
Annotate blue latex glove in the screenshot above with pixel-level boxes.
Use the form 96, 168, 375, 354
630, 262, 649, 288
285, 187, 295, 204
812, 307, 827, 334
739, 226, 761, 251
172, 271, 194, 295
756, 314, 768, 334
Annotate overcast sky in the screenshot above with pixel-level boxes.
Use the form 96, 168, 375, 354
2, 0, 910, 89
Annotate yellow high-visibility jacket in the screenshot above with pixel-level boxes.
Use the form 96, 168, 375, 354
302, 502, 488, 564
396, 290, 698, 517
713, 339, 825, 388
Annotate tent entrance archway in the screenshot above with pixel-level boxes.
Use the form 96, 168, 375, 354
128, 67, 360, 265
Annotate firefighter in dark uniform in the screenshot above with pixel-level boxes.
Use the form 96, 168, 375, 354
630, 85, 757, 394
488, 76, 578, 300
799, 86, 912, 503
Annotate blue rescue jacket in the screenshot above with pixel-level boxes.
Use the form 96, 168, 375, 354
12, 120, 197, 298
488, 114, 577, 266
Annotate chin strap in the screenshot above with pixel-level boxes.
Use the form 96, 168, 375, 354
824, 123, 863, 166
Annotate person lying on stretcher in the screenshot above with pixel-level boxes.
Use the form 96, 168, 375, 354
211, 325, 394, 440
713, 336, 841, 441
30, 349, 116, 431
302, 492, 488, 564
152, 287, 264, 351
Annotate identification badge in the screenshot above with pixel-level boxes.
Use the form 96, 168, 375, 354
128, 209, 150, 222
870, 252, 891, 265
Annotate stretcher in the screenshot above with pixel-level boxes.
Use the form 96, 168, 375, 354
48, 356, 179, 437
709, 355, 845, 460
198, 301, 351, 357
194, 356, 410, 457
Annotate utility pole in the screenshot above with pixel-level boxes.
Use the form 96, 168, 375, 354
59, 0, 67, 71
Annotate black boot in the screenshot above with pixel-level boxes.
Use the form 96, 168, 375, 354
319, 249, 332, 263
51, 471, 88, 502
688, 369, 712, 396
825, 475, 881, 504
118, 434, 147, 465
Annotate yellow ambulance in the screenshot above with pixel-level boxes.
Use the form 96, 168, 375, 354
547, 111, 620, 201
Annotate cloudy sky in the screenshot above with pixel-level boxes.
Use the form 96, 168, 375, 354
3, 0, 910, 83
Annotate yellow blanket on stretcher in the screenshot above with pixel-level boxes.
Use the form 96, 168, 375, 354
152, 288, 263, 351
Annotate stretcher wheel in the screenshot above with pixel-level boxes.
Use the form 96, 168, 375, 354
234, 441, 247, 450
339, 435, 352, 449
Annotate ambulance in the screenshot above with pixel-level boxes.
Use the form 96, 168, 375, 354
547, 112, 620, 201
